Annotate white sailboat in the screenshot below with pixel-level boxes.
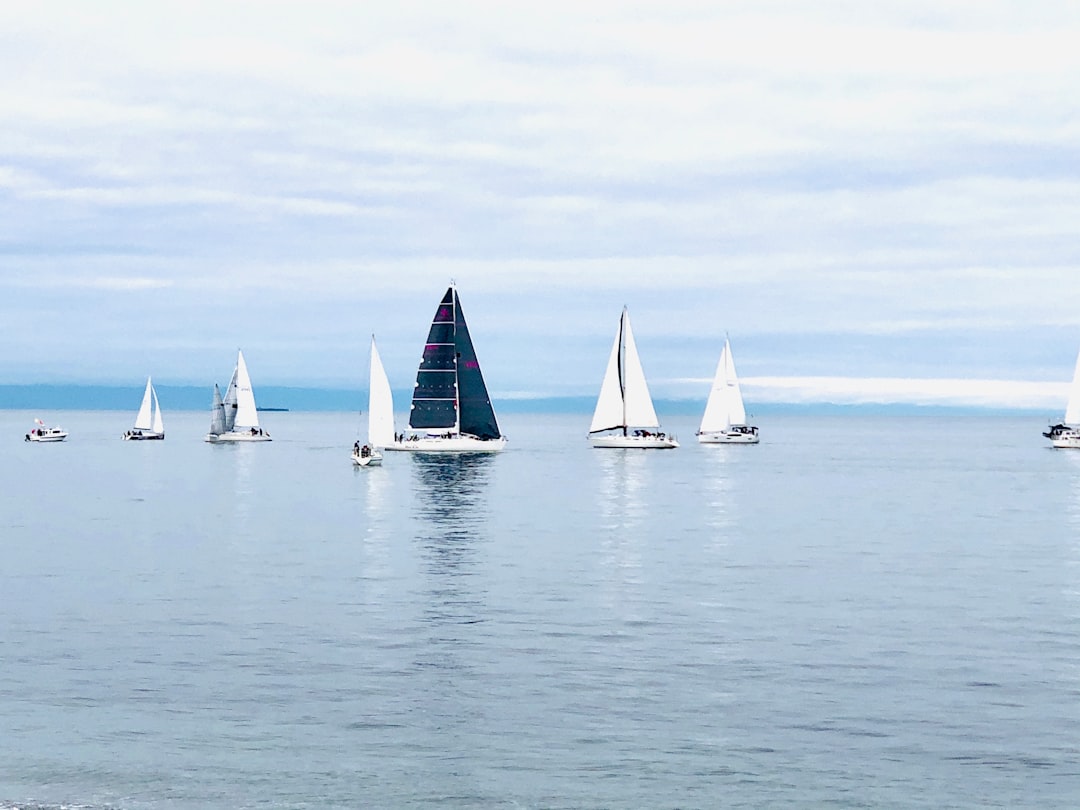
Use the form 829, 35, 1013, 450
205, 349, 272, 442
25, 417, 68, 442
352, 335, 393, 467
123, 376, 165, 440
387, 285, 507, 453
697, 338, 759, 444
589, 307, 678, 449
1044, 346, 1080, 448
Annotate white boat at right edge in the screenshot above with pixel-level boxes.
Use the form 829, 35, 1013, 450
697, 338, 759, 444
588, 306, 678, 449
1044, 346, 1080, 448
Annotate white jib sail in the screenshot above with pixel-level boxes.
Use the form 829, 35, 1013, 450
620, 309, 660, 429
233, 350, 261, 430
134, 377, 154, 430
222, 366, 239, 432
700, 340, 746, 433
209, 384, 226, 435
151, 384, 164, 434
1065, 347, 1080, 425
590, 310, 629, 433
367, 336, 396, 448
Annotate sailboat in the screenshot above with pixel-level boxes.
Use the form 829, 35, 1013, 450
1044, 346, 1080, 448
589, 306, 678, 449
697, 338, 759, 444
352, 335, 393, 466
387, 284, 507, 453
123, 377, 165, 440
205, 349, 272, 442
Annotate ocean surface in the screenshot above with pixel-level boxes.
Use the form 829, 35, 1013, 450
2, 409, 1080, 809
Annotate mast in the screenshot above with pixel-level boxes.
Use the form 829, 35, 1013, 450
452, 283, 460, 436
619, 307, 627, 436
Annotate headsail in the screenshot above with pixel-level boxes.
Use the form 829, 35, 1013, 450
367, 335, 396, 448
453, 290, 501, 440
222, 366, 239, 432
209, 384, 226, 435
1066, 347, 1080, 426
151, 384, 164, 434
620, 309, 660, 429
134, 377, 154, 430
700, 339, 747, 433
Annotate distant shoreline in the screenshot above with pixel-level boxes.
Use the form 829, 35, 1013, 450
0, 384, 1053, 416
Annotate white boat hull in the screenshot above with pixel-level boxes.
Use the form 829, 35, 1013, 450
590, 434, 679, 449
123, 431, 164, 441
1044, 425, 1080, 448
205, 430, 272, 443
385, 435, 507, 453
698, 428, 759, 444
26, 429, 68, 443
351, 450, 384, 466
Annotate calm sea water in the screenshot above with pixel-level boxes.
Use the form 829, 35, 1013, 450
2, 409, 1080, 809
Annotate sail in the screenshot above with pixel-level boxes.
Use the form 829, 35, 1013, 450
590, 311, 627, 433
1066, 347, 1080, 425
151, 384, 164, 434
453, 290, 501, 440
222, 366, 239, 432
209, 384, 226, 435
233, 349, 261, 430
700, 340, 746, 432
134, 377, 154, 430
409, 288, 459, 430
620, 309, 660, 428
367, 336, 396, 448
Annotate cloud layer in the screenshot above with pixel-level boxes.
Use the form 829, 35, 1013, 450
1, 1, 1078, 401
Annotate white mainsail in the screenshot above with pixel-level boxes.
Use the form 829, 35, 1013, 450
1065, 347, 1080, 426
134, 377, 154, 430
699, 339, 747, 433
589, 307, 660, 433
590, 318, 626, 433
367, 336, 395, 448
233, 350, 261, 430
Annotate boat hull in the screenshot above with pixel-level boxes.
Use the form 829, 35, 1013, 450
698, 429, 759, 445
351, 451, 384, 467
26, 431, 68, 443
123, 431, 164, 441
1045, 425, 1080, 448
385, 436, 507, 453
590, 434, 679, 449
206, 430, 272, 443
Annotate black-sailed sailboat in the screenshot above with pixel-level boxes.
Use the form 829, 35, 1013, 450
387, 284, 507, 453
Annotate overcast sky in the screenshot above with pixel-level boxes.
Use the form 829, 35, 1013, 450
2, 1, 1079, 407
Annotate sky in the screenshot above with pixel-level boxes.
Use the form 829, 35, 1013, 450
2, 1, 1079, 409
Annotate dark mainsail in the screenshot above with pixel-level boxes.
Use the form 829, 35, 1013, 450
408, 286, 502, 440
409, 288, 458, 430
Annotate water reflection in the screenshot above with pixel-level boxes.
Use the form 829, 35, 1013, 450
595, 450, 649, 605
701, 447, 738, 555
1066, 452, 1080, 533
409, 453, 494, 627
